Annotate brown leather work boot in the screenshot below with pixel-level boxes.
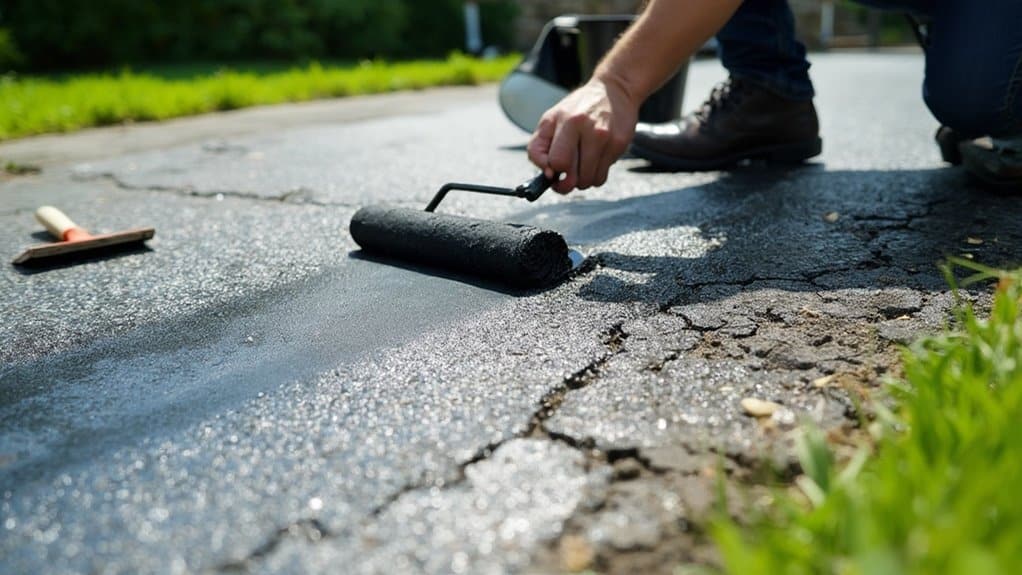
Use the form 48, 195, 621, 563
630, 77, 822, 171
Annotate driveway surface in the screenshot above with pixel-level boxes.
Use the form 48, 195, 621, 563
2, 53, 1020, 574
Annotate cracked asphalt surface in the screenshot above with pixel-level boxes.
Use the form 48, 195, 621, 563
2, 53, 1020, 574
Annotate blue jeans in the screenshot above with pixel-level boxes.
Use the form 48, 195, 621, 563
718, 0, 1022, 137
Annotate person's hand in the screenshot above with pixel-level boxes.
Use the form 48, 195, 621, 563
528, 76, 639, 193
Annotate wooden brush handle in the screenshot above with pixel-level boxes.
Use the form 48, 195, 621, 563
36, 206, 86, 241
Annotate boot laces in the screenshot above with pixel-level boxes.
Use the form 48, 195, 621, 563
695, 77, 744, 123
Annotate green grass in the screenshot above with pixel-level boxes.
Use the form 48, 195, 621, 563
0, 53, 519, 141
713, 260, 1022, 575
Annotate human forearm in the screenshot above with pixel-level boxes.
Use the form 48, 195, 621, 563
595, 0, 743, 107
527, 0, 743, 192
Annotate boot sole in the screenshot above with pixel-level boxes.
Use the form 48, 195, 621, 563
629, 137, 823, 172
961, 154, 1022, 193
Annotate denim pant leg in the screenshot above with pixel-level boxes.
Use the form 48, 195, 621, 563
716, 0, 814, 100
923, 0, 1022, 137
856, 0, 1022, 136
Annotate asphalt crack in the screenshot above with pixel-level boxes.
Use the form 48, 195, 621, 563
528, 323, 629, 434
215, 323, 634, 572
644, 350, 681, 373
76, 170, 406, 210
217, 518, 334, 573
211, 191, 972, 573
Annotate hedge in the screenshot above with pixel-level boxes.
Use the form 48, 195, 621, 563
0, 0, 518, 72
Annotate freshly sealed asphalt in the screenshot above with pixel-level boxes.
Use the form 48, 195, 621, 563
1, 53, 1020, 574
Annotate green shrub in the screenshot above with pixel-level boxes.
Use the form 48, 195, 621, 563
480, 1, 521, 51
1, 0, 518, 72
401, 0, 464, 57
0, 28, 23, 69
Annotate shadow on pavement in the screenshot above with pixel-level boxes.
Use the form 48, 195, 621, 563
347, 250, 569, 296
12, 244, 155, 275
513, 165, 1022, 305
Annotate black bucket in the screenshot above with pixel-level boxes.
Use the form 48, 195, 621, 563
499, 14, 687, 132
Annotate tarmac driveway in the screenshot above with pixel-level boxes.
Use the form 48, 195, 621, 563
1, 52, 1020, 574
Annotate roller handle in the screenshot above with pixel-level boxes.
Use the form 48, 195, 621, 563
424, 173, 555, 213
36, 206, 90, 242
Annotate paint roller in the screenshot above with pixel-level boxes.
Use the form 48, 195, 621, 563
349, 173, 578, 288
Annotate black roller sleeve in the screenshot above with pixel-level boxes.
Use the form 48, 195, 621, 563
350, 206, 572, 288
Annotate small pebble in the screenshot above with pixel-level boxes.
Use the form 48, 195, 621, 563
559, 535, 595, 572
741, 397, 782, 417
800, 307, 821, 318
812, 374, 835, 388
